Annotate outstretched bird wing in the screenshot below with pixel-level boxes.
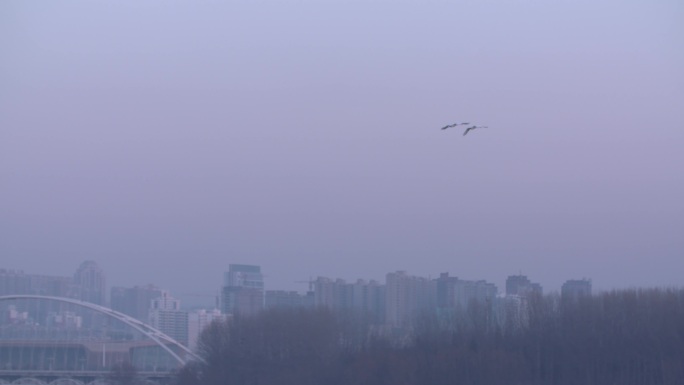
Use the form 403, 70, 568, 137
441, 122, 469, 130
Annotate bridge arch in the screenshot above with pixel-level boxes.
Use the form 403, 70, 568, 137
0, 295, 202, 365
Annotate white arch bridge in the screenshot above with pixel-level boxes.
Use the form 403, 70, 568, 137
0, 295, 202, 385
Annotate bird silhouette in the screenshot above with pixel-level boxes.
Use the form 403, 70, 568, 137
463, 125, 487, 136
440, 122, 469, 130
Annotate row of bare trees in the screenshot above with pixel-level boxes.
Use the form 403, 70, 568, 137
175, 288, 684, 385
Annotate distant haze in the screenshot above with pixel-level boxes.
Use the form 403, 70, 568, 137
1, 0, 683, 306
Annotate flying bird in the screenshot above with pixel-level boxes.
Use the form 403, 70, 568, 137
440, 122, 469, 130
463, 125, 487, 136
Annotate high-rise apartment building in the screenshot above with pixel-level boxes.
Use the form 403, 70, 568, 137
311, 277, 385, 322
0, 269, 31, 296
149, 292, 188, 346
73, 261, 106, 305
351, 279, 386, 322
561, 279, 592, 302
385, 271, 436, 328
223, 264, 264, 289
313, 277, 351, 309
436, 273, 497, 310
0, 269, 72, 298
188, 308, 227, 350
221, 264, 264, 317
111, 284, 164, 322
505, 275, 542, 298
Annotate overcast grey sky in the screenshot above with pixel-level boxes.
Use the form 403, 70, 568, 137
1, 0, 683, 305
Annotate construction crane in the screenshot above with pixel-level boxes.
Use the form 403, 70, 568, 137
294, 278, 315, 293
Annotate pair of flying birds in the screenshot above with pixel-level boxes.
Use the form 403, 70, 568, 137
440, 122, 487, 136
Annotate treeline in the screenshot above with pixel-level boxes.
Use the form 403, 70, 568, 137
175, 288, 684, 385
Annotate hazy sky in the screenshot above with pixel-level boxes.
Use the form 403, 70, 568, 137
2, 0, 683, 306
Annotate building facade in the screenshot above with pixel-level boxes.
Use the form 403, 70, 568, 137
385, 271, 436, 329
0, 269, 72, 298
220, 264, 264, 317
111, 284, 164, 322
148, 292, 188, 346
561, 279, 592, 302
73, 261, 107, 305
505, 275, 542, 298
436, 272, 497, 310
188, 308, 227, 350
311, 277, 386, 322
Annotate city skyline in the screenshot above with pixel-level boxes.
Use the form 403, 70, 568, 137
4, 260, 593, 311
0, 261, 591, 376
1, 261, 572, 338
0, 256, 659, 311
2, 0, 683, 307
